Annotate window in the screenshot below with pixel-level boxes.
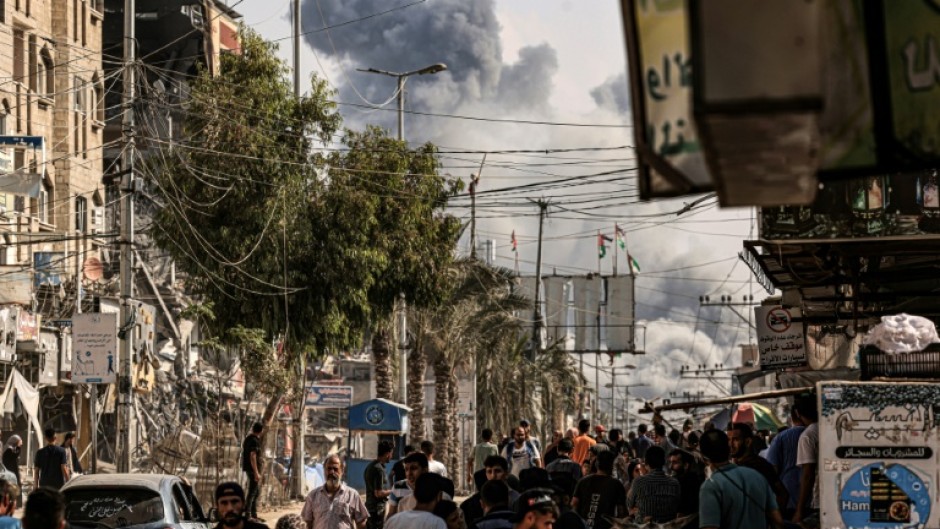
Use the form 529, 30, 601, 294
72, 0, 78, 42
75, 196, 87, 232
27, 34, 36, 92
74, 76, 84, 155
0, 100, 8, 135
92, 74, 104, 124
38, 49, 53, 99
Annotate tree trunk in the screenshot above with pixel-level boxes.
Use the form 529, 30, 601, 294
372, 328, 393, 400
447, 369, 460, 479
432, 354, 451, 474
407, 344, 427, 443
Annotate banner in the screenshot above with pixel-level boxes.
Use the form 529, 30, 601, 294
606, 276, 635, 352
542, 277, 568, 344
572, 277, 602, 351
306, 385, 353, 408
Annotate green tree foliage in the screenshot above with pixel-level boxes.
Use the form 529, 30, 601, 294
148, 29, 460, 388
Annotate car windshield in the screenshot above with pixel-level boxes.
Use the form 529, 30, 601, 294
64, 488, 164, 527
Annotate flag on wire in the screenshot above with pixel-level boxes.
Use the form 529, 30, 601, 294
598, 233, 613, 258
511, 230, 518, 252
615, 224, 627, 250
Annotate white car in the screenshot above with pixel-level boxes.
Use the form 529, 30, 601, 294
61, 474, 210, 529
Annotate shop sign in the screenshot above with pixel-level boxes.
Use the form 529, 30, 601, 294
16, 312, 40, 342
820, 382, 940, 529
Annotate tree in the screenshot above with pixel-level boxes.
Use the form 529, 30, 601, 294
147, 29, 459, 427
323, 127, 461, 402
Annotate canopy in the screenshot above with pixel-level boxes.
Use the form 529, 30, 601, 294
707, 406, 733, 431
347, 398, 411, 433
0, 369, 44, 450
732, 402, 785, 432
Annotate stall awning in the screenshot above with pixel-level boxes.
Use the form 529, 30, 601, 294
347, 398, 411, 433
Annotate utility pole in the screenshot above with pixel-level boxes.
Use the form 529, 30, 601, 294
291, 0, 307, 499
116, 0, 136, 474
469, 155, 485, 259
530, 199, 549, 360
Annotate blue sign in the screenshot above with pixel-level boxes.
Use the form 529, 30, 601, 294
306, 385, 352, 408
0, 136, 43, 148
839, 463, 931, 528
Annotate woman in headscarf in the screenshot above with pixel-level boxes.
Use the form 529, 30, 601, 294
2, 435, 22, 490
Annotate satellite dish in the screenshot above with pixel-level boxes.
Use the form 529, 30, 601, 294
83, 257, 104, 281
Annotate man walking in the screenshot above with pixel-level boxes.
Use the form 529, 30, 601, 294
34, 429, 68, 490
571, 419, 596, 465
698, 429, 783, 529
61, 433, 82, 478
793, 394, 819, 525
510, 489, 558, 529
241, 423, 264, 522
634, 425, 653, 460
213, 483, 269, 529
469, 429, 499, 479
519, 420, 541, 452
365, 441, 393, 529
572, 451, 626, 529
729, 423, 788, 510
625, 446, 679, 524
301, 455, 369, 529
765, 408, 805, 519
469, 480, 514, 529
503, 427, 541, 478
669, 449, 703, 524
385, 474, 446, 529
421, 441, 448, 477
544, 438, 581, 481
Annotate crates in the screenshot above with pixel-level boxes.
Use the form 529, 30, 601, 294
859, 345, 940, 380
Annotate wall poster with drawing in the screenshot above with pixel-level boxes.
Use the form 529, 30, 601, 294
819, 381, 940, 529
72, 313, 118, 384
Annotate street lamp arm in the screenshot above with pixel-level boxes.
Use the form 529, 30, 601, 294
358, 63, 448, 78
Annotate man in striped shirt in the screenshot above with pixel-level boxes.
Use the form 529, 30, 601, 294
625, 446, 680, 523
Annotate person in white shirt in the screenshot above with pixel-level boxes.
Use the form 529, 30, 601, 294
503, 426, 541, 478
421, 440, 448, 477
385, 473, 447, 529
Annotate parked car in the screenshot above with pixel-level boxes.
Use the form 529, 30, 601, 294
61, 474, 210, 529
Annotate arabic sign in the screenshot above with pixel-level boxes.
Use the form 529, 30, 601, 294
755, 305, 806, 368
72, 313, 118, 384
623, 0, 711, 199
306, 385, 353, 409
819, 382, 940, 529
883, 2, 940, 164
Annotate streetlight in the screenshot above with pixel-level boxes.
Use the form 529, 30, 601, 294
357, 63, 449, 141
356, 62, 448, 410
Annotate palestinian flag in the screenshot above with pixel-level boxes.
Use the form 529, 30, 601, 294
511, 231, 518, 253
615, 224, 626, 249
598, 233, 613, 258
628, 254, 641, 273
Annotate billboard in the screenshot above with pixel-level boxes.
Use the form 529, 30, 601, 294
72, 313, 118, 384
820, 381, 940, 529
306, 385, 353, 409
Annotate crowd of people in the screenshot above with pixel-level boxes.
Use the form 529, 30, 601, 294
258, 392, 819, 529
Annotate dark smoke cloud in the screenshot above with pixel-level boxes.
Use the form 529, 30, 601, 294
590, 73, 630, 115
301, 0, 559, 136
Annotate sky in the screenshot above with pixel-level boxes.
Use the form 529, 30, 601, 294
236, 0, 759, 422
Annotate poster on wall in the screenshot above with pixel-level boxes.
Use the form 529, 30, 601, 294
819, 381, 940, 529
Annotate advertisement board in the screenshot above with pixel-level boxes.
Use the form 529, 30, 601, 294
72, 313, 118, 384
306, 385, 353, 409
820, 381, 940, 529
755, 306, 807, 369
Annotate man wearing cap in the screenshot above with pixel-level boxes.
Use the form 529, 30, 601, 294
214, 482, 269, 529
300, 455, 369, 529
385, 474, 446, 529
545, 438, 581, 481
594, 425, 607, 444
510, 489, 558, 529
